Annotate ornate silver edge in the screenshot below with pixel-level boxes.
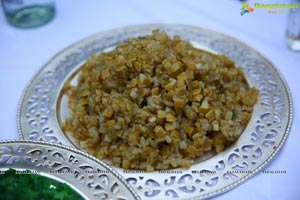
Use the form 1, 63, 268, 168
183, 26, 294, 200
0, 139, 141, 200
16, 24, 293, 199
190, 57, 293, 200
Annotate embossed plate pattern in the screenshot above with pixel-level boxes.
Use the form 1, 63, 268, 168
0, 140, 140, 200
18, 24, 293, 199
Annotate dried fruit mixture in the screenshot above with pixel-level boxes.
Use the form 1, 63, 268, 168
62, 30, 258, 171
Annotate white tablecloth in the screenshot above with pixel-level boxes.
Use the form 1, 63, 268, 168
0, 0, 299, 199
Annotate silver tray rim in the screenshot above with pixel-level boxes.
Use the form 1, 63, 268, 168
17, 24, 293, 200
0, 139, 141, 200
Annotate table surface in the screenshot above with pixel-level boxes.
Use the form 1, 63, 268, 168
0, 0, 299, 199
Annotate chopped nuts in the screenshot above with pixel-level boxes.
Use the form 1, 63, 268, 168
166, 113, 176, 122
103, 106, 113, 118
62, 30, 258, 172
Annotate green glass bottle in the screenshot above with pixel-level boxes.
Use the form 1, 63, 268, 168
1, 0, 55, 28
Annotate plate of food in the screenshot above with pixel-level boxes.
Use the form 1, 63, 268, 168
0, 140, 140, 200
18, 24, 292, 199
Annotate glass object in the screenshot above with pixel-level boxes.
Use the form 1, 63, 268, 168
1, 0, 55, 28
286, 0, 300, 51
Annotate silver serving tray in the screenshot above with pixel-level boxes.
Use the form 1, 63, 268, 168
18, 24, 293, 199
0, 140, 140, 200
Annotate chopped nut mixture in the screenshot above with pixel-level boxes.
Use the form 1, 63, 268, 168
62, 30, 258, 171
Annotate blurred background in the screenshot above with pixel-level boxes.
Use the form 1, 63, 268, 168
0, 0, 299, 199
